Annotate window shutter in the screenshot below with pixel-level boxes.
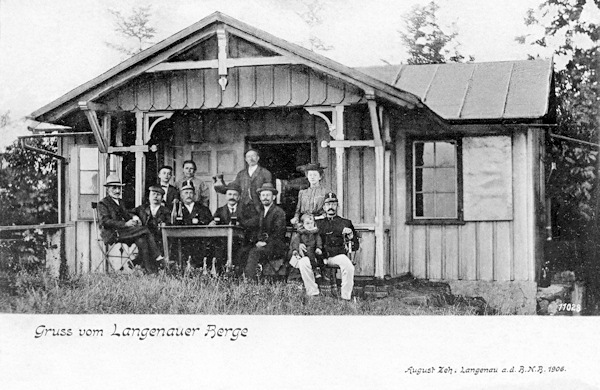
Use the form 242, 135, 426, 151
463, 136, 513, 221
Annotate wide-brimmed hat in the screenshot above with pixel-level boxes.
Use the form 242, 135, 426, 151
256, 182, 278, 195
180, 180, 195, 192
297, 162, 326, 173
148, 185, 165, 196
225, 183, 242, 194
104, 174, 125, 187
324, 192, 338, 203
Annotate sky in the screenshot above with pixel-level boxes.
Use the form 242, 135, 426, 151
0, 0, 549, 149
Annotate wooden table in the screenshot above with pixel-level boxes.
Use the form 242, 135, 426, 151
161, 225, 245, 269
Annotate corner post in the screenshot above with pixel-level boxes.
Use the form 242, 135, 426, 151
367, 95, 385, 278
135, 111, 145, 206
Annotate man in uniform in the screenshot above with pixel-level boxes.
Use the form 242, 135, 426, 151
97, 174, 164, 273
297, 192, 358, 300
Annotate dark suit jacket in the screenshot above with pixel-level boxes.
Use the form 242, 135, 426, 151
181, 202, 213, 225
159, 184, 179, 210
255, 204, 287, 257
132, 203, 171, 239
214, 203, 259, 243
215, 166, 272, 211
97, 196, 135, 244
316, 215, 360, 258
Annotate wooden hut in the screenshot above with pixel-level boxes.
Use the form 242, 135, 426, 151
29, 12, 554, 313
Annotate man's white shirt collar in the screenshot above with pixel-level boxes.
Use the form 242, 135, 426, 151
248, 165, 258, 176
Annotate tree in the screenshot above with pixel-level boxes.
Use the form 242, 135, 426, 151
400, 1, 473, 64
105, 6, 157, 57
295, 0, 334, 52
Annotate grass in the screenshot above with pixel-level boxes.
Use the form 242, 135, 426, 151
0, 269, 476, 315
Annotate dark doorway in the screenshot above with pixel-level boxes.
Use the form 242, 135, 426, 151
249, 141, 313, 223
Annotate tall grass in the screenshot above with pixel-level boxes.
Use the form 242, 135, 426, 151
0, 270, 476, 315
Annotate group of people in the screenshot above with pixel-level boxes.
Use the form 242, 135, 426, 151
98, 149, 359, 300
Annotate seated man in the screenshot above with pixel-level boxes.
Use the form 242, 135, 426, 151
178, 180, 213, 268
97, 174, 164, 273
210, 183, 259, 274
242, 183, 286, 281
132, 185, 171, 254
297, 192, 359, 300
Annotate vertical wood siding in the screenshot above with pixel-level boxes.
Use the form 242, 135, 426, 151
102, 65, 365, 110
394, 126, 536, 282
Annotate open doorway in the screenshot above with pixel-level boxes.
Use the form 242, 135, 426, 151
249, 140, 314, 222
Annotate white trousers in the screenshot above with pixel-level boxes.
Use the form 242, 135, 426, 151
298, 254, 355, 300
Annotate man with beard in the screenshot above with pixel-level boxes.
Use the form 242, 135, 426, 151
242, 183, 286, 281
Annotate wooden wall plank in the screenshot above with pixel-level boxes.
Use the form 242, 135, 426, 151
345, 84, 365, 104
354, 230, 375, 276
273, 65, 291, 106
307, 69, 327, 106
513, 130, 529, 280
89, 221, 104, 273
238, 66, 256, 107
459, 223, 477, 280
326, 75, 345, 104
477, 223, 494, 281
494, 221, 512, 281
221, 67, 239, 108
290, 66, 310, 106
136, 78, 152, 111
346, 149, 362, 223
203, 68, 222, 108
186, 70, 205, 108
443, 225, 459, 280
153, 76, 170, 110
119, 85, 136, 111
65, 225, 77, 275
255, 66, 273, 106
395, 129, 410, 275
76, 221, 90, 273
428, 225, 443, 280
170, 72, 187, 109
362, 148, 376, 224
411, 226, 427, 278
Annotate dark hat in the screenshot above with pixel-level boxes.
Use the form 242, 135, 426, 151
256, 182, 278, 195
180, 180, 195, 192
103, 174, 125, 187
324, 192, 338, 203
297, 162, 327, 173
225, 183, 242, 194
148, 185, 165, 196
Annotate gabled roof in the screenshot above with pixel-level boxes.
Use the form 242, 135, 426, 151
30, 12, 426, 123
357, 59, 553, 121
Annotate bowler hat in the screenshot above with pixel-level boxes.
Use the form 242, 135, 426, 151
104, 174, 125, 187
324, 192, 338, 203
225, 183, 242, 194
297, 162, 326, 173
180, 180, 195, 192
256, 182, 278, 195
148, 185, 165, 196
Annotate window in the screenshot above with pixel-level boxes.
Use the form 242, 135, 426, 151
79, 147, 99, 195
412, 140, 460, 221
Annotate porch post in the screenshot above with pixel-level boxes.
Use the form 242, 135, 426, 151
135, 111, 145, 206
334, 105, 345, 214
367, 96, 386, 278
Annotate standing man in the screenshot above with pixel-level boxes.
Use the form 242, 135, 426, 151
157, 165, 179, 209
132, 185, 171, 254
215, 149, 272, 212
243, 183, 286, 281
210, 183, 258, 273
179, 180, 213, 267
297, 192, 358, 301
175, 160, 210, 208
97, 174, 164, 273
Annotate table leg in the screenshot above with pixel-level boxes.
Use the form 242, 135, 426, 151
227, 229, 233, 269
178, 239, 182, 270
